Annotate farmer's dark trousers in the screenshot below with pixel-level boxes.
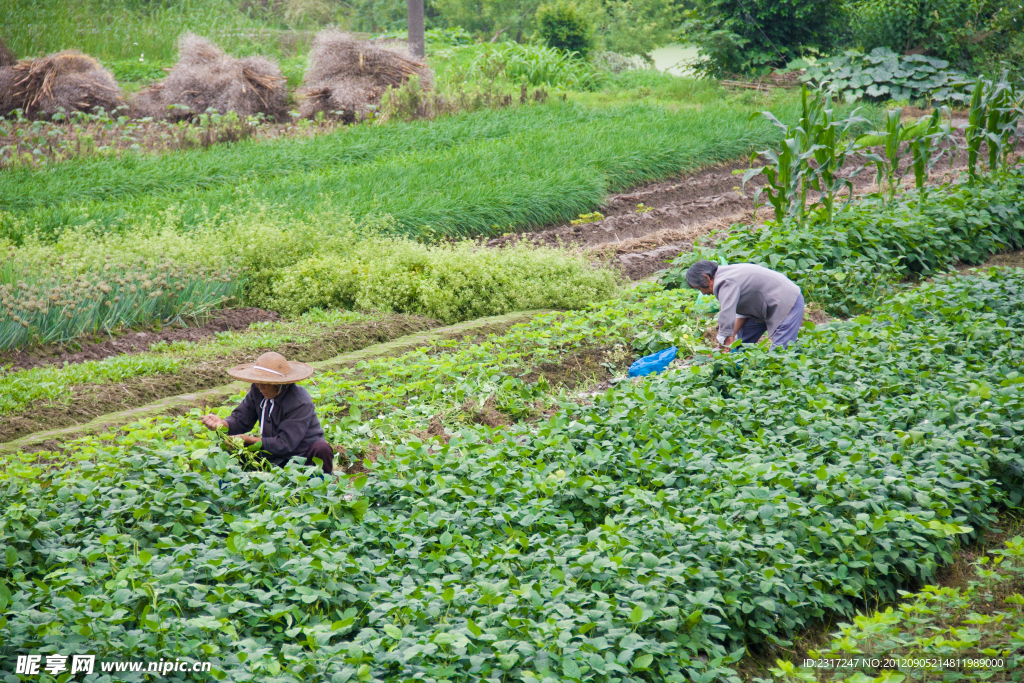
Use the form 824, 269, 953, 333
734, 293, 805, 350
299, 440, 334, 474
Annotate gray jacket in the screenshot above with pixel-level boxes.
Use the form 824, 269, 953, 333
712, 263, 801, 343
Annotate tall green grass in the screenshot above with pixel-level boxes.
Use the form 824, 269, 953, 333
1, 98, 804, 241
2, 0, 309, 63
434, 42, 600, 90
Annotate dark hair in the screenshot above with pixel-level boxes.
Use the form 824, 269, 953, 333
685, 260, 718, 289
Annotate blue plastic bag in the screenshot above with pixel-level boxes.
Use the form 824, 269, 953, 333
628, 346, 677, 377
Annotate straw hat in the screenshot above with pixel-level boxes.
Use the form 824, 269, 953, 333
227, 351, 314, 384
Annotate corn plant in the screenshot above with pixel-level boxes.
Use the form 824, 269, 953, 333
909, 108, 954, 200
807, 102, 869, 222
742, 136, 814, 223
854, 107, 955, 205
965, 75, 1024, 185
744, 86, 866, 225
856, 109, 911, 204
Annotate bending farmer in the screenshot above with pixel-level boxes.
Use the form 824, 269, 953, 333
685, 260, 804, 350
201, 351, 334, 473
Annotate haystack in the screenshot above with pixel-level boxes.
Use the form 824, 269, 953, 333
131, 33, 287, 121
298, 30, 432, 122
0, 50, 124, 119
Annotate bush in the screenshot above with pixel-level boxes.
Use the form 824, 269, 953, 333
684, 0, 845, 75
847, 0, 1024, 71
446, 41, 600, 89
9, 206, 620, 325
270, 239, 620, 322
536, 0, 596, 58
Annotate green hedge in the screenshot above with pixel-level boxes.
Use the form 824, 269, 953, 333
663, 170, 1024, 315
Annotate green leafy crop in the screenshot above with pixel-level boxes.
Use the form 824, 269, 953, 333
797, 47, 972, 104
2, 270, 1024, 681
667, 168, 1024, 316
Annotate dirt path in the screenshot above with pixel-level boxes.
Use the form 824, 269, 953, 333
487, 160, 763, 280
492, 123, 1001, 281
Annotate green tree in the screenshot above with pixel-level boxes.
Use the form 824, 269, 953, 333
849, 0, 1023, 69
599, 0, 682, 56
433, 0, 543, 41
536, 0, 595, 56
685, 0, 845, 75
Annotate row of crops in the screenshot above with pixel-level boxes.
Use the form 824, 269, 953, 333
2, 263, 1023, 681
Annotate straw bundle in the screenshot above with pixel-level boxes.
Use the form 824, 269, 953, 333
131, 33, 288, 121
298, 30, 432, 122
0, 50, 124, 119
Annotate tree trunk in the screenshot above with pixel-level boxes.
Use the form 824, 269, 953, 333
407, 0, 425, 58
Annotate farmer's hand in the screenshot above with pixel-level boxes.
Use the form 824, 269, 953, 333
201, 414, 229, 431
722, 335, 736, 350
239, 435, 261, 446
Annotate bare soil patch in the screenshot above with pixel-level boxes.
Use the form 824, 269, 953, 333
1, 314, 439, 444
982, 249, 1024, 269
1, 307, 280, 371
491, 126, 992, 281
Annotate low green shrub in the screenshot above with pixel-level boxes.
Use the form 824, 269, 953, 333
443, 42, 600, 90
665, 169, 1024, 316
270, 239, 620, 323
7, 207, 620, 330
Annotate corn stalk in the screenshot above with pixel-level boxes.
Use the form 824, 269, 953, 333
910, 108, 954, 202
965, 75, 1024, 184
744, 86, 866, 226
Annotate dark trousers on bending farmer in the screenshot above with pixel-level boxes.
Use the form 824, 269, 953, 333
732, 293, 805, 350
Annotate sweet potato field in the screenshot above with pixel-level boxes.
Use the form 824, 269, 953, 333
2, 269, 1024, 682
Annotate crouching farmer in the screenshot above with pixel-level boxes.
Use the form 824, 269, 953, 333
201, 352, 334, 473
685, 260, 804, 350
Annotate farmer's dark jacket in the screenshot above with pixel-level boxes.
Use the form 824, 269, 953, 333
226, 383, 325, 467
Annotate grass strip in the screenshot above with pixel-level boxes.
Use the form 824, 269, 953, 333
1, 270, 1022, 681
1, 98, 804, 240
0, 310, 438, 444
